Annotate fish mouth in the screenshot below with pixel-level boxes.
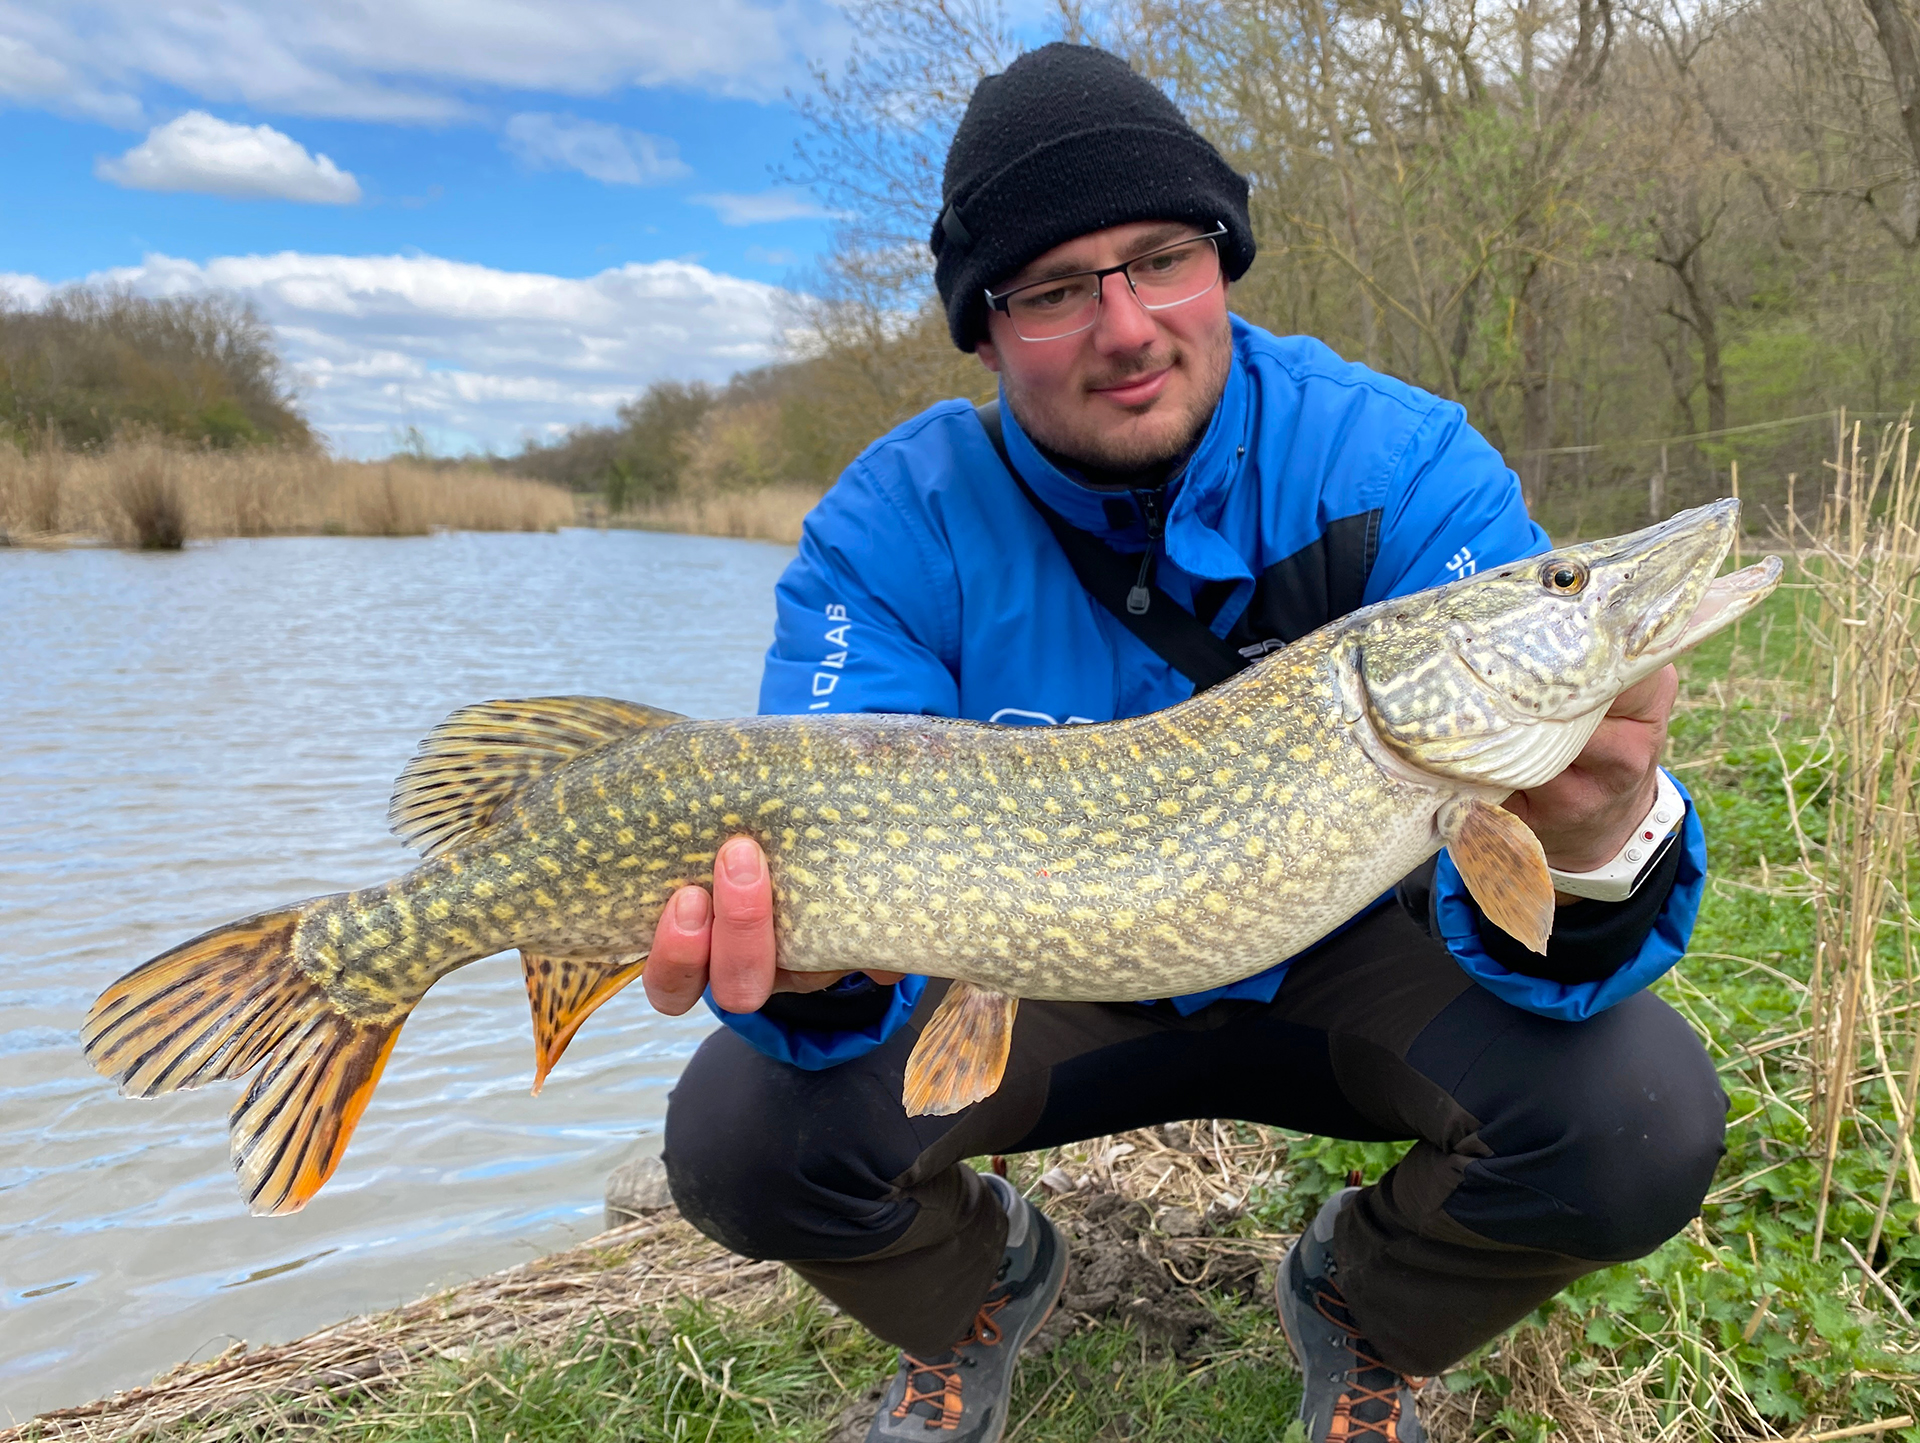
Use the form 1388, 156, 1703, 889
1671, 555, 1784, 650
1600, 499, 1779, 665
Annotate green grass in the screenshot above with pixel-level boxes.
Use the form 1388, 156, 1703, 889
204, 1289, 1303, 1443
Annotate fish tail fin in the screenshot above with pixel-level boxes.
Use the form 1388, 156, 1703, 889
82, 903, 408, 1216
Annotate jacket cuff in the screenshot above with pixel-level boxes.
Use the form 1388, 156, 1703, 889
706, 975, 928, 1070
1432, 772, 1708, 1021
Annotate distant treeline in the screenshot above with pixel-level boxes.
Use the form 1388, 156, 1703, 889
502, 312, 985, 513
0, 286, 312, 451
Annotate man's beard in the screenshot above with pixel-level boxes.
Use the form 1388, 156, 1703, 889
1002, 320, 1233, 483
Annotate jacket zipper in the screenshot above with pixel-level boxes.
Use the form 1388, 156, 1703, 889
1127, 488, 1165, 615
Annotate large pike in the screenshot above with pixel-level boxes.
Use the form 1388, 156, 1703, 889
84, 500, 1779, 1215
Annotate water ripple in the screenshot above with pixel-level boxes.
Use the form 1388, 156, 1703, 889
0, 530, 791, 1423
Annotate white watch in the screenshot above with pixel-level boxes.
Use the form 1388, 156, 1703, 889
1546, 769, 1686, 903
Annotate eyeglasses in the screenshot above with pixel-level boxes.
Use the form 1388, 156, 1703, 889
983, 225, 1228, 342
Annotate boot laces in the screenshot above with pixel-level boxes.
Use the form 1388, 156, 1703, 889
1311, 1277, 1425, 1441
889, 1295, 1012, 1431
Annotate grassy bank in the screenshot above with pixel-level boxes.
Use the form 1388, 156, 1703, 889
5, 1133, 1303, 1443
0, 442, 574, 548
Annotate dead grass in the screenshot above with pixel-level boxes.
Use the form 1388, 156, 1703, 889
612, 483, 822, 545
0, 442, 575, 546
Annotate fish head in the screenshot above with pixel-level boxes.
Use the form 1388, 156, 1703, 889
1350, 498, 1782, 792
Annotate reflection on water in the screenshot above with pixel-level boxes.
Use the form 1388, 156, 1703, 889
0, 529, 793, 1422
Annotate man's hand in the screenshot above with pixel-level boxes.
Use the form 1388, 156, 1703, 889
642, 836, 905, 1016
1503, 663, 1678, 879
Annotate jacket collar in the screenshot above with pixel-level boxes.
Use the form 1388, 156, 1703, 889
996, 318, 1257, 587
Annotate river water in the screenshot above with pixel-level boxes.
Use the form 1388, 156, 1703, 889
0, 529, 793, 1423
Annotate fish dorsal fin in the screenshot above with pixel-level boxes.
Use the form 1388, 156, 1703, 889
390, 696, 685, 856
1440, 798, 1555, 955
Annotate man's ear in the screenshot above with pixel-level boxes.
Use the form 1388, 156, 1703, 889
976, 338, 1002, 374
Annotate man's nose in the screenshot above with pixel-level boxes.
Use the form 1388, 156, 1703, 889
1092, 270, 1157, 350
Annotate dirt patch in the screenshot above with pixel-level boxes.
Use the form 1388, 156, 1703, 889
1031, 1189, 1269, 1362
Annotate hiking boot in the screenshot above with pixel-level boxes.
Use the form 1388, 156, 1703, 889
1276, 1188, 1428, 1442
865, 1173, 1068, 1441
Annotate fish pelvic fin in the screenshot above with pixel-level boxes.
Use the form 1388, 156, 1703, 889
902, 982, 1019, 1117
523, 951, 647, 1095
390, 696, 687, 857
1441, 798, 1555, 955
82, 903, 409, 1216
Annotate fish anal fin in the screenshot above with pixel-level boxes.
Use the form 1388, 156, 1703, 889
389, 697, 686, 857
902, 982, 1019, 1118
1442, 798, 1555, 955
523, 951, 648, 1095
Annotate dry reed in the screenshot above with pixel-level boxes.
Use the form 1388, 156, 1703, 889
615, 483, 822, 546
0, 442, 575, 547
1780, 414, 1920, 1259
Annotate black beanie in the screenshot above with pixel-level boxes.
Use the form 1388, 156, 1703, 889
931, 43, 1254, 352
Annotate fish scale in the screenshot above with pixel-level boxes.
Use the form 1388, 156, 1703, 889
81, 500, 1781, 1214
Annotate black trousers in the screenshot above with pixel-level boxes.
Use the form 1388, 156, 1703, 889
662, 905, 1726, 1375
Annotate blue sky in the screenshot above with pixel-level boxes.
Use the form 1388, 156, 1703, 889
0, 0, 866, 455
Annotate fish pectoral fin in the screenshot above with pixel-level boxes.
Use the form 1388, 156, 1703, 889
523, 951, 648, 1095
1441, 799, 1555, 955
901, 982, 1019, 1118
82, 900, 409, 1216
390, 697, 687, 857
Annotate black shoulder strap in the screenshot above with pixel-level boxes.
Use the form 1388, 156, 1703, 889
976, 401, 1251, 693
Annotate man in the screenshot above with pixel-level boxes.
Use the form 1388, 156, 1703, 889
648, 43, 1723, 1443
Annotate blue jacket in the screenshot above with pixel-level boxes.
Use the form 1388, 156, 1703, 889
713, 317, 1707, 1067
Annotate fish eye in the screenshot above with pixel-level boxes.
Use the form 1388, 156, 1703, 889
1541, 560, 1588, 595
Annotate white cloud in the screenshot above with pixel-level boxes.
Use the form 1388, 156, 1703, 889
96, 112, 362, 203
0, 31, 144, 123
1, 273, 55, 308
502, 113, 690, 186
0, 1, 851, 123
693, 187, 842, 226
25, 251, 794, 454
